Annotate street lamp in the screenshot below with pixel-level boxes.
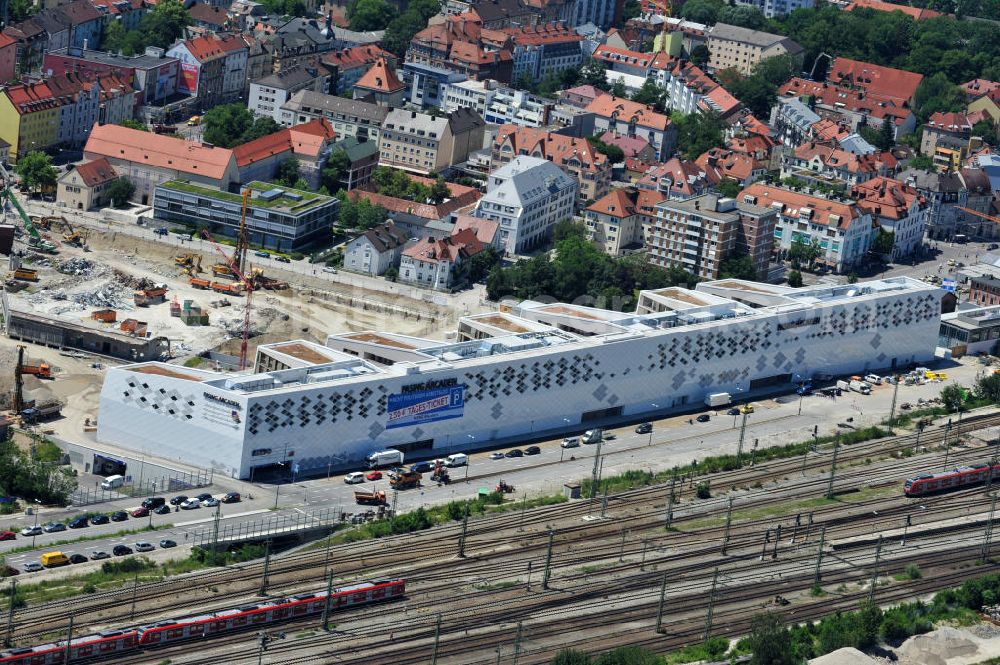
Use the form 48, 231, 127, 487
466, 434, 475, 482
649, 403, 659, 446
794, 374, 805, 416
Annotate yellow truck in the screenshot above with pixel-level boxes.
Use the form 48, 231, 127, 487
41, 551, 69, 568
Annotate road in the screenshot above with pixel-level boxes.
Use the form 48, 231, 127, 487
1, 353, 987, 578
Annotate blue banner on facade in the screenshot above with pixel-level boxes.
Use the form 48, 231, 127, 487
386, 386, 465, 429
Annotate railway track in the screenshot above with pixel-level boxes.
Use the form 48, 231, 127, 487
8, 411, 999, 650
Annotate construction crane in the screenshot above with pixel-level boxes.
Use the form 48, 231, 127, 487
209, 188, 252, 277
201, 229, 254, 371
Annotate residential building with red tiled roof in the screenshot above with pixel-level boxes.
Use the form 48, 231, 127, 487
399, 227, 485, 290
727, 134, 775, 161
502, 22, 583, 81
492, 125, 611, 207
353, 57, 405, 107
695, 148, 767, 187
321, 44, 397, 94
188, 2, 229, 30
167, 33, 248, 108
780, 141, 895, 187
406, 11, 513, 83
700, 85, 742, 119
584, 186, 665, 256
850, 176, 928, 260
57, 157, 119, 210
826, 57, 923, 107
84, 123, 238, 205
234, 118, 337, 189
637, 159, 719, 200
846, 0, 942, 20
90, 0, 145, 30
559, 84, 609, 109
599, 131, 655, 163
738, 182, 876, 272
593, 44, 655, 77
0, 32, 14, 83
921, 111, 974, 162
963, 79, 1000, 101
585, 96, 676, 161
778, 77, 918, 137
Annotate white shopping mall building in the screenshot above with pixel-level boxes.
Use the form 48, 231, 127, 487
96, 277, 942, 479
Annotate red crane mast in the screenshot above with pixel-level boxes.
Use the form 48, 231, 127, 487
201, 230, 254, 370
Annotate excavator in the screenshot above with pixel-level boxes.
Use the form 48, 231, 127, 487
175, 253, 203, 275
62, 218, 84, 246
0, 163, 57, 254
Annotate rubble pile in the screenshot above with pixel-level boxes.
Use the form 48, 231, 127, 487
70, 281, 134, 310
57, 257, 94, 276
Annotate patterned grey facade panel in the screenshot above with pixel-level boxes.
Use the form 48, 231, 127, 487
122, 379, 197, 421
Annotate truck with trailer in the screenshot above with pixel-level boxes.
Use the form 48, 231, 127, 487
20, 400, 62, 423
367, 450, 404, 469
705, 392, 731, 407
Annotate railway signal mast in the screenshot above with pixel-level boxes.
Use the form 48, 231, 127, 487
201, 228, 254, 370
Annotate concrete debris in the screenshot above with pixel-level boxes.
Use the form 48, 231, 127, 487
71, 281, 134, 310
896, 627, 981, 665
57, 257, 94, 276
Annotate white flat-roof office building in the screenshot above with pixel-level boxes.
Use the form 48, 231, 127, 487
97, 277, 941, 479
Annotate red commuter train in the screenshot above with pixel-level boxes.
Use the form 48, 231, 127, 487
0, 578, 405, 664
904, 463, 1000, 496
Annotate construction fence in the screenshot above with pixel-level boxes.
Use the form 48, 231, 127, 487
70, 468, 213, 507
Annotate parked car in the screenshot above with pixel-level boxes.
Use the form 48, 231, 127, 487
726, 407, 741, 416
524, 446, 541, 455
130, 507, 149, 518
344, 472, 365, 484
111, 511, 129, 522
0, 532, 16, 541
366, 471, 383, 481
222, 492, 241, 503
153, 504, 172, 515
322, 266, 338, 274
89, 550, 110, 560
141, 497, 166, 510
275, 256, 291, 263
696, 414, 711, 423
159, 539, 177, 549
112, 545, 132, 556
864, 374, 882, 385
68, 554, 88, 564
561, 437, 579, 448
490, 451, 505, 460
180, 498, 200, 510
134, 542, 155, 552
90, 514, 110, 525
635, 422, 653, 434
42, 523, 66, 533
169, 496, 188, 506
203, 497, 220, 507
20, 526, 42, 537
22, 563, 43, 573
68, 517, 88, 529
505, 449, 524, 458
990, 243, 999, 251
740, 404, 755, 414
195, 493, 214, 502
410, 461, 434, 473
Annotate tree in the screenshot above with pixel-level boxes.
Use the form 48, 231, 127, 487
673, 111, 726, 160
552, 219, 587, 243
587, 137, 625, 164
691, 44, 710, 66
274, 158, 301, 187
8, 0, 35, 23
877, 116, 896, 151
679, 0, 723, 24
622, 0, 640, 21
855, 600, 883, 651
15, 151, 57, 193
718, 4, 767, 29
118, 119, 148, 132
142, 0, 191, 49
243, 116, 281, 142
385, 266, 398, 281
0, 436, 76, 505
430, 178, 450, 204
787, 270, 803, 287
976, 373, 1000, 403
610, 78, 627, 98
717, 179, 741, 198
908, 153, 935, 171
348, 0, 395, 31
581, 58, 608, 88
941, 383, 965, 412
107, 177, 136, 207
788, 238, 821, 269
720, 254, 758, 280
383, 0, 440, 58
355, 197, 387, 230
322, 149, 351, 192
746, 612, 796, 665
464, 246, 501, 282
593, 646, 663, 665
914, 72, 966, 122
872, 228, 895, 256
203, 104, 255, 148
973, 119, 996, 143
551, 650, 591, 665
631, 79, 668, 113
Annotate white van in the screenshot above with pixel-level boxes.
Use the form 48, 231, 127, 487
100, 475, 125, 490
444, 453, 468, 467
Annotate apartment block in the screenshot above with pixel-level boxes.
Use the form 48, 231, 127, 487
584, 187, 665, 256
278, 90, 388, 143
705, 23, 803, 76
378, 107, 485, 176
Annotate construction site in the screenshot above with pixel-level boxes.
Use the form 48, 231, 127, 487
0, 167, 455, 445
